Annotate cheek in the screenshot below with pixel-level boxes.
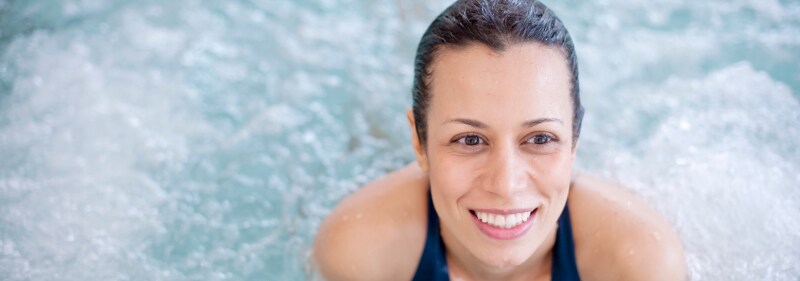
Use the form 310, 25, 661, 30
427, 150, 485, 224
529, 152, 574, 193
429, 151, 476, 196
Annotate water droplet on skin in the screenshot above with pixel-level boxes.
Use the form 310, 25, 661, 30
342, 215, 349, 221
355, 213, 363, 219
651, 231, 662, 241
494, 257, 510, 269
628, 249, 635, 256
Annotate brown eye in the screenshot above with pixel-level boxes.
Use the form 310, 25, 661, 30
530, 135, 551, 144
454, 134, 486, 146
522, 133, 561, 154
464, 135, 481, 145
451, 134, 487, 154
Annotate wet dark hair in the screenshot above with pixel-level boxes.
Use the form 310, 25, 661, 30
412, 0, 584, 147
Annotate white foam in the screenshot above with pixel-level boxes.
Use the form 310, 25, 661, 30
0, 19, 204, 281
578, 62, 800, 279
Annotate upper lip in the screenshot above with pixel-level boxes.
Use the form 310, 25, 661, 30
470, 208, 536, 215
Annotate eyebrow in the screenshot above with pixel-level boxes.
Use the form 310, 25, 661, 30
445, 118, 487, 128
523, 118, 563, 128
444, 118, 563, 128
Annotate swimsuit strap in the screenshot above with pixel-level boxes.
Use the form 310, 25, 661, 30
411, 189, 449, 281
551, 202, 581, 280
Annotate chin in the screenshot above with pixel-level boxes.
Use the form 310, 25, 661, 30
472, 243, 534, 269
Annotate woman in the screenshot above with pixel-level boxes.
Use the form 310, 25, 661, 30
314, 0, 685, 280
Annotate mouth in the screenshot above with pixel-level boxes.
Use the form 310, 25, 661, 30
469, 208, 537, 240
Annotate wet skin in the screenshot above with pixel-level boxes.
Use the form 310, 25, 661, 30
314, 43, 686, 281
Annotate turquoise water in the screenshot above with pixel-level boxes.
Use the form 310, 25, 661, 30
1, 0, 798, 280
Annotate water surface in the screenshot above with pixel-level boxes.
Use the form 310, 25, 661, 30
1, 0, 798, 280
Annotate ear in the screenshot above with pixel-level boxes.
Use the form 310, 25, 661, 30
406, 109, 429, 173
571, 140, 579, 161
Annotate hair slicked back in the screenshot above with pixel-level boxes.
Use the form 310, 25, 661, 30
412, 0, 584, 147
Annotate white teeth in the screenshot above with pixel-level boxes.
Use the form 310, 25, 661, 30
474, 211, 532, 228
495, 215, 506, 227
507, 214, 518, 228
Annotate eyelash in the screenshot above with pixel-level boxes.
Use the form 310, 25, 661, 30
451, 133, 559, 147
454, 134, 486, 146
526, 134, 557, 145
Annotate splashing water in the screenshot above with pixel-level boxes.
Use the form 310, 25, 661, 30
0, 0, 798, 280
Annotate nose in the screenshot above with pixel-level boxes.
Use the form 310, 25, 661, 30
484, 144, 528, 198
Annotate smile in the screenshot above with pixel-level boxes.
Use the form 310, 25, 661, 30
474, 210, 531, 228
469, 209, 537, 240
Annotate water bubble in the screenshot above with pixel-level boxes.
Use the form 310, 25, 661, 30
679, 120, 691, 131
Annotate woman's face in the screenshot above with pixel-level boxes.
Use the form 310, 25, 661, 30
411, 42, 576, 268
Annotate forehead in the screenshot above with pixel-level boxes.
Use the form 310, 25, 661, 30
427, 42, 573, 123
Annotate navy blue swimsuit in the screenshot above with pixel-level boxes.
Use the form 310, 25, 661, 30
412, 191, 581, 281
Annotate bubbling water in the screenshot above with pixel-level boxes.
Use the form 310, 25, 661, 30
0, 0, 798, 280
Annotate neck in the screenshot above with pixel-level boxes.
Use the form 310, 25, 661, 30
442, 222, 559, 281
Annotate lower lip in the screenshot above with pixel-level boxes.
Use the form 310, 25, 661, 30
470, 210, 536, 240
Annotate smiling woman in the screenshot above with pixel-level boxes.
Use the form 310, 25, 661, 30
313, 1, 685, 281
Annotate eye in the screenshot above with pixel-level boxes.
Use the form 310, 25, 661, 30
522, 133, 561, 154
458, 135, 485, 146
450, 134, 488, 154
529, 134, 552, 144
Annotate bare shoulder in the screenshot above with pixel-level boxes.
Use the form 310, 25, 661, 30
313, 163, 430, 281
568, 173, 686, 281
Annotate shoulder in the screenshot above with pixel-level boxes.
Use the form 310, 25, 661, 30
313, 163, 430, 281
568, 173, 686, 281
